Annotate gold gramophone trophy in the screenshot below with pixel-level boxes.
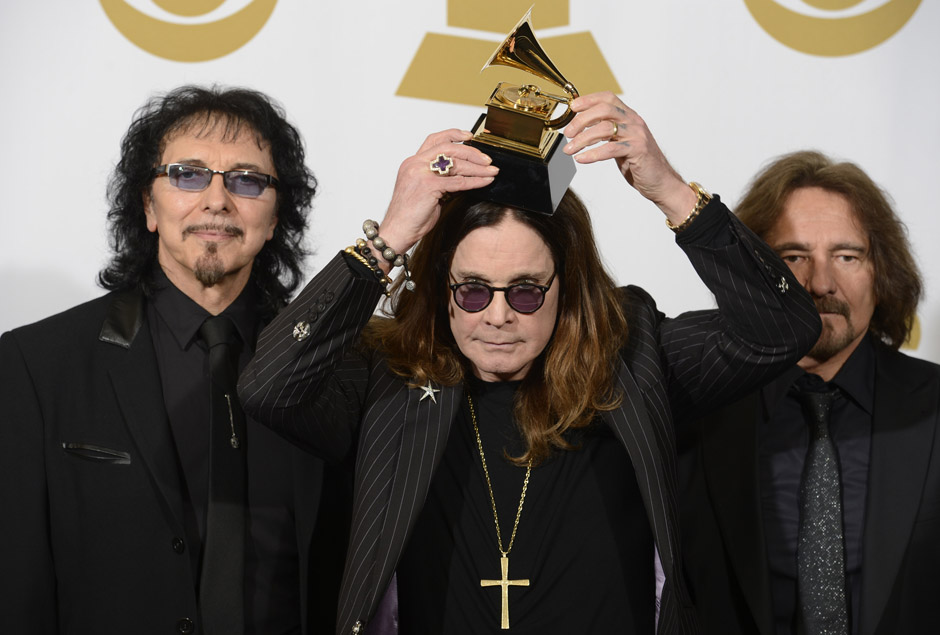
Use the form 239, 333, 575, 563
467, 8, 578, 214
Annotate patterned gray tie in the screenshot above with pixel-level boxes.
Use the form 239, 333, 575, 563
795, 377, 848, 635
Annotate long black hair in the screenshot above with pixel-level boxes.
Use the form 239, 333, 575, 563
98, 85, 317, 317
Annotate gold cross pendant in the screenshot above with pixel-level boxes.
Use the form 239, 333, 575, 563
480, 555, 530, 629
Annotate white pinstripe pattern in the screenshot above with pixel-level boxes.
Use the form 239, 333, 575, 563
238, 201, 821, 635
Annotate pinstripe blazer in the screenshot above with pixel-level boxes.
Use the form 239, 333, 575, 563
239, 200, 822, 635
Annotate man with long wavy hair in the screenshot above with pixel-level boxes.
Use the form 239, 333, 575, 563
678, 151, 939, 634
0, 86, 342, 634
240, 92, 821, 634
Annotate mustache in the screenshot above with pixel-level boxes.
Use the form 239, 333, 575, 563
183, 223, 244, 238
815, 296, 850, 318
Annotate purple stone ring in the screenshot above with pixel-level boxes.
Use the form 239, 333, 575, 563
429, 153, 454, 176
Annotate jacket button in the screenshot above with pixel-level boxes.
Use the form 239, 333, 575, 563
172, 537, 185, 553
176, 617, 194, 633
351, 621, 362, 634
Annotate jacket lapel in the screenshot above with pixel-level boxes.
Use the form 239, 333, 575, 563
859, 347, 938, 635
337, 373, 461, 632
370, 380, 461, 599
603, 361, 690, 607
702, 394, 775, 633
101, 290, 187, 534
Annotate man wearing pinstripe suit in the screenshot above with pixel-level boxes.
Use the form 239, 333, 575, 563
239, 92, 822, 634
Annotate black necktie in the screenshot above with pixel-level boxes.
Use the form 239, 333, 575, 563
198, 315, 246, 635
795, 374, 848, 635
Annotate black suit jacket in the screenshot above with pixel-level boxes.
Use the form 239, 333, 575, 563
239, 201, 822, 635
0, 288, 332, 634
678, 340, 940, 634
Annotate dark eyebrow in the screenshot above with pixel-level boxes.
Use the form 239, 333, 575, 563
451, 269, 553, 284
228, 162, 267, 172
772, 241, 867, 253
171, 159, 267, 172
173, 159, 209, 168
830, 243, 867, 253
772, 241, 810, 252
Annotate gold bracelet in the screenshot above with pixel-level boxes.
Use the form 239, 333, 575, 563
344, 245, 392, 296
666, 182, 712, 233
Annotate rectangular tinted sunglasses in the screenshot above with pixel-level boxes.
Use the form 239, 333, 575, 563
153, 163, 279, 198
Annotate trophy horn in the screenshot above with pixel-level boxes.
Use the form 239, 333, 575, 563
481, 7, 579, 129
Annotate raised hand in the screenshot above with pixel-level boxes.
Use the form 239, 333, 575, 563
377, 130, 499, 261
563, 92, 696, 223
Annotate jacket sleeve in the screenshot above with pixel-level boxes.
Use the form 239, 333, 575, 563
238, 252, 387, 463
0, 331, 59, 634
623, 196, 822, 420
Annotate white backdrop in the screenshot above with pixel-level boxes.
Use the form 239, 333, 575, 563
2, 0, 937, 362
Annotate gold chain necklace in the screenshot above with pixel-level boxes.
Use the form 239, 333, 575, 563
467, 393, 532, 630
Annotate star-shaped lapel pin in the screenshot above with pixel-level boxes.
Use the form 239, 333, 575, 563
417, 379, 440, 404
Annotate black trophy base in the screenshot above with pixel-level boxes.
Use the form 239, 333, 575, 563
466, 114, 576, 215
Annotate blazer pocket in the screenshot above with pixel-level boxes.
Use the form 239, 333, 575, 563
61, 442, 131, 465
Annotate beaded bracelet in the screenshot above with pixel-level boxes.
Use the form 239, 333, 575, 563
353, 239, 416, 293
362, 219, 415, 291
344, 245, 391, 296
362, 219, 404, 267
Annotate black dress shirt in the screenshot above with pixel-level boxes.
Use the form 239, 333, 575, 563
147, 271, 302, 635
759, 335, 875, 635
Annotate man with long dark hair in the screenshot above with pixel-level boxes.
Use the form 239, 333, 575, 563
678, 151, 939, 634
0, 85, 339, 634
239, 92, 821, 634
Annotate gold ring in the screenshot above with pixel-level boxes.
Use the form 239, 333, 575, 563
429, 153, 454, 176
610, 121, 619, 140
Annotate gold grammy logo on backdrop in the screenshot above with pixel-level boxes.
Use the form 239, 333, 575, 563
397, 0, 620, 106
744, 0, 921, 56
100, 0, 277, 62
903, 316, 921, 351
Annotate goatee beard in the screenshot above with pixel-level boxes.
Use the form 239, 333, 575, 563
183, 223, 243, 288
194, 243, 225, 287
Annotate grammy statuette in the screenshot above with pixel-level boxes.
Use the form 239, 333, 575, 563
467, 8, 578, 215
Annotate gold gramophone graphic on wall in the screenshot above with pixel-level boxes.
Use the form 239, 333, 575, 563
467, 7, 578, 214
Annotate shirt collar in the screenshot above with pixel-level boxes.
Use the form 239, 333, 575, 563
149, 268, 259, 351
762, 332, 876, 416
829, 333, 875, 415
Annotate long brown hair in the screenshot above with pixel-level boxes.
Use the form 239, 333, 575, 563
735, 150, 922, 349
362, 190, 628, 464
